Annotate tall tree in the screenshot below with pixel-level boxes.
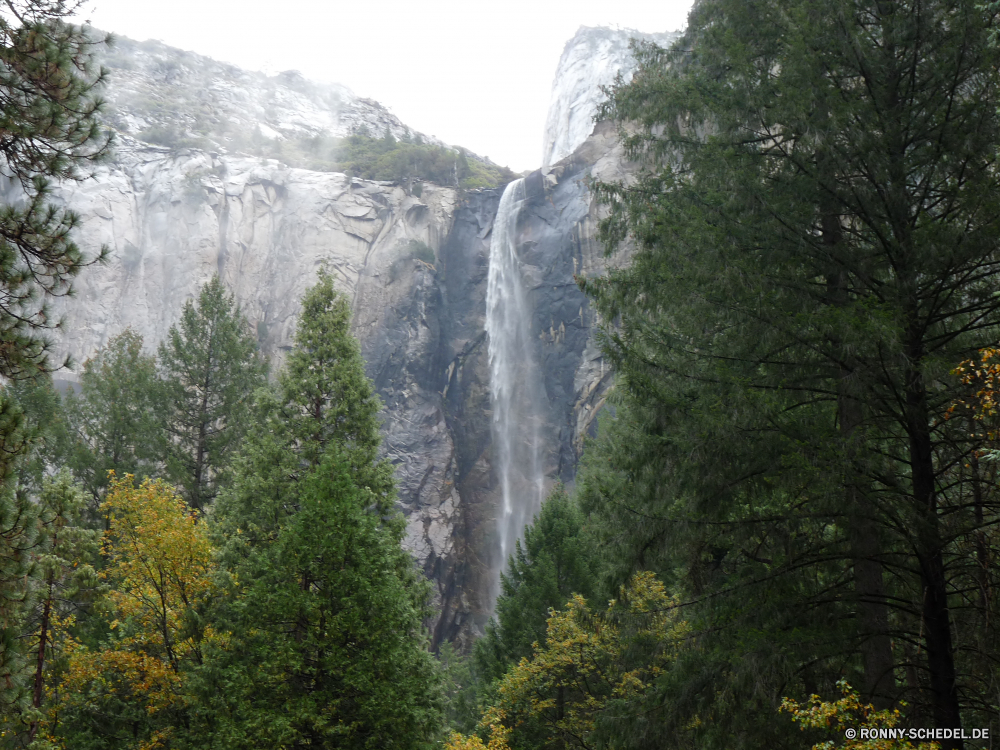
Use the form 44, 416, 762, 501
0, 1, 111, 380
64, 329, 160, 508
0, 472, 100, 747
0, 394, 42, 720
199, 272, 439, 749
48, 474, 215, 750
475, 486, 598, 685
0, 0, 110, 721
157, 275, 267, 510
584, 0, 1000, 747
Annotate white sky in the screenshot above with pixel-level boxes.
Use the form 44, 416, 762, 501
70, 0, 693, 172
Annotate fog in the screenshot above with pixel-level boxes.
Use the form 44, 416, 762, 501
74, 0, 693, 171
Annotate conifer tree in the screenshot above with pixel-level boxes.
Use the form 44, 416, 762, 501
0, 472, 100, 746
583, 0, 1000, 746
0, 1, 110, 721
200, 272, 439, 749
0, 396, 39, 720
475, 486, 598, 685
64, 329, 160, 507
471, 487, 599, 750
0, 1, 111, 381
157, 275, 267, 510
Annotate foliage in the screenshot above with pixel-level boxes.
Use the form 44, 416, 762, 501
46, 473, 215, 750
64, 330, 161, 508
260, 131, 516, 190
100, 473, 213, 667
444, 709, 512, 750
0, 426, 42, 721
157, 275, 267, 509
196, 272, 442, 749
579, 0, 1000, 746
277, 270, 394, 501
475, 486, 599, 685
438, 641, 481, 735
0, 2, 112, 381
451, 572, 686, 750
3, 473, 100, 747
7, 377, 71, 498
0, 377, 74, 726
782, 682, 938, 750
0, 2, 111, 722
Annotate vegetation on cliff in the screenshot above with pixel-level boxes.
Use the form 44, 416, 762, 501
5, 0, 1000, 748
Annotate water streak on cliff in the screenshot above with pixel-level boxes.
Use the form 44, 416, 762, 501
485, 178, 547, 592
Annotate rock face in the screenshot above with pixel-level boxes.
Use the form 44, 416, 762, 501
97, 35, 443, 154
542, 26, 679, 167
40, 29, 647, 644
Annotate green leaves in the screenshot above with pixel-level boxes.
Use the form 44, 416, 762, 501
201, 272, 441, 749
158, 275, 267, 510
0, 5, 112, 381
64, 329, 159, 508
475, 486, 599, 685
581, 0, 1000, 746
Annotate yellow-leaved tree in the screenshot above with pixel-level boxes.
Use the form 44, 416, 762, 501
781, 682, 939, 750
447, 571, 687, 750
45, 474, 216, 750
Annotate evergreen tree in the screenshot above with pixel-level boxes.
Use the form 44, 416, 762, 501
0, 1, 110, 720
0, 1, 111, 382
8, 375, 72, 498
471, 487, 599, 750
157, 275, 267, 510
276, 270, 394, 503
0, 472, 100, 747
64, 329, 160, 508
199, 272, 440, 749
583, 1, 1000, 747
0, 395, 40, 718
475, 486, 598, 685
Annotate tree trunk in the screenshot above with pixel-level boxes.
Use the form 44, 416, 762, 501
824, 211, 896, 706
906, 356, 963, 750
28, 574, 54, 741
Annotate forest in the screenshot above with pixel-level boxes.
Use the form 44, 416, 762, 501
3, 0, 1000, 749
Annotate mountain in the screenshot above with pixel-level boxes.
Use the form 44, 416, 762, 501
98, 35, 444, 154
542, 26, 679, 166
35, 25, 670, 645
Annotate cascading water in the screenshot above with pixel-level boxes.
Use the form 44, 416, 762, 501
485, 178, 548, 591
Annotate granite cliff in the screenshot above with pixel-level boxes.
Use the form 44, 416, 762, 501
542, 26, 679, 166
39, 25, 666, 644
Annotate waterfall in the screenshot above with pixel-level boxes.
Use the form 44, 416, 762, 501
485, 178, 548, 587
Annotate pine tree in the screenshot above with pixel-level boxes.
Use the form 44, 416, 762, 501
471, 487, 599, 750
0, 472, 100, 746
475, 486, 598, 685
583, 1, 1000, 747
0, 395, 39, 719
64, 329, 160, 508
157, 275, 267, 510
8, 375, 71, 498
0, 2, 111, 381
0, 1, 110, 721
200, 272, 440, 749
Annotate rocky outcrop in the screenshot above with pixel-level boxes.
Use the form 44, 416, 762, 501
37, 29, 648, 645
97, 35, 443, 154
542, 26, 678, 167
46, 138, 476, 639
